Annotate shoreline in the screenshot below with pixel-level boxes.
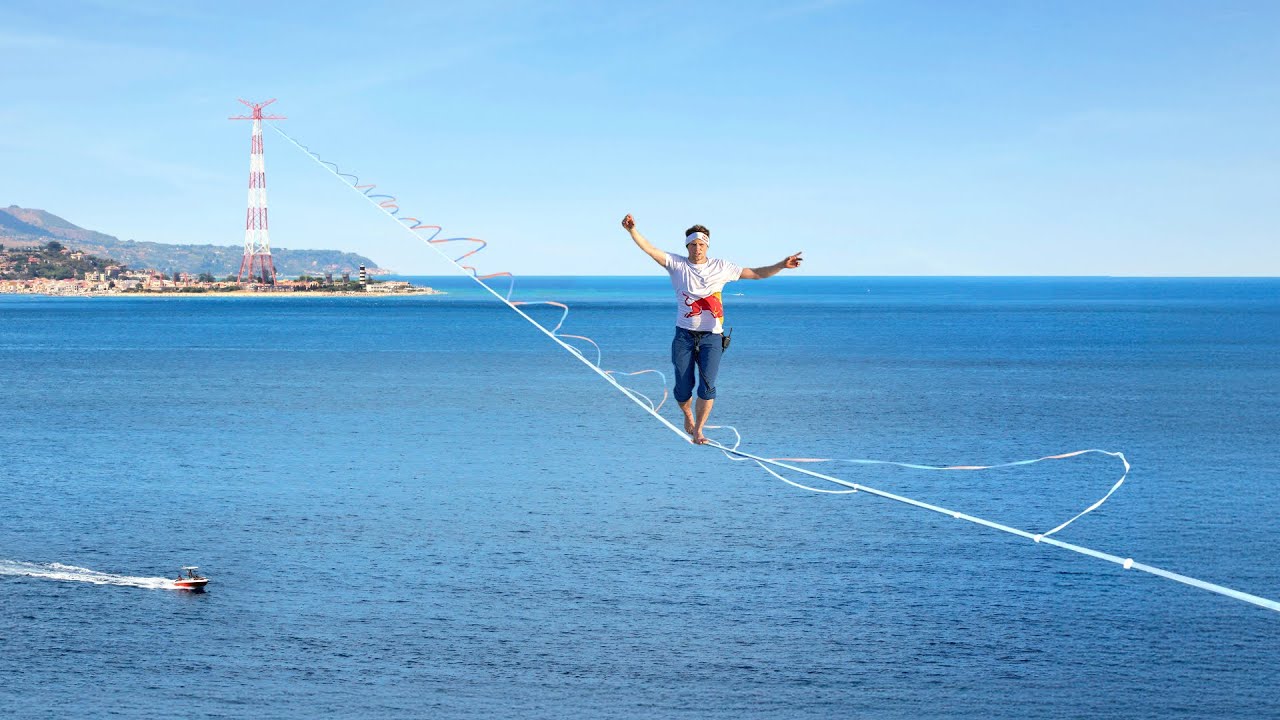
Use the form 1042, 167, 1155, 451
0, 289, 446, 298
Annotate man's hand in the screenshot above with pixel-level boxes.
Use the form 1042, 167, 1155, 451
784, 252, 803, 269
621, 214, 636, 231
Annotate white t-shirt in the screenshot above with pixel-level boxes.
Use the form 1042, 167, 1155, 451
665, 253, 743, 333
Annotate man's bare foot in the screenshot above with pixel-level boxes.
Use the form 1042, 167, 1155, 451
691, 430, 709, 445
683, 415, 696, 435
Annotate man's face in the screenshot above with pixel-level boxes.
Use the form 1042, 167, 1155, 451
686, 238, 709, 263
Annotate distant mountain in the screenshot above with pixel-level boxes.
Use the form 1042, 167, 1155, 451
0, 205, 386, 276
0, 209, 52, 237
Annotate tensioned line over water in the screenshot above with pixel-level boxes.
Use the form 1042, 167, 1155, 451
269, 123, 1280, 614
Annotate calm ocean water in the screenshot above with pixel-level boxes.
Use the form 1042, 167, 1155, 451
1, 277, 1277, 719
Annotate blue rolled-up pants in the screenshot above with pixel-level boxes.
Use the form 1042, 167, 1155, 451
671, 327, 723, 402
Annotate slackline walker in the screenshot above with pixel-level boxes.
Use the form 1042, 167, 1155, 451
269, 124, 1280, 615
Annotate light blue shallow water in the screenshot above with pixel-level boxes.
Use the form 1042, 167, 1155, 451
1, 277, 1277, 718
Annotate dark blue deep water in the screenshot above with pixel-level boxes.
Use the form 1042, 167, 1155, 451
1, 277, 1277, 718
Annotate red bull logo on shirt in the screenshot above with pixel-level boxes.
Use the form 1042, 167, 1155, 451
683, 292, 724, 319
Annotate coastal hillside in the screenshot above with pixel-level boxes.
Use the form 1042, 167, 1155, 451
0, 241, 118, 281
0, 205, 386, 276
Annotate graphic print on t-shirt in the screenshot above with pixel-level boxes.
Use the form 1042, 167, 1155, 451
682, 292, 724, 320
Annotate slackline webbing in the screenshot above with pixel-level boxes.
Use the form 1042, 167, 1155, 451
269, 124, 1280, 615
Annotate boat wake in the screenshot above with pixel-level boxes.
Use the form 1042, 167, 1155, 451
0, 559, 177, 590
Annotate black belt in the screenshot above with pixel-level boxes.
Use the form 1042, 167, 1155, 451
680, 327, 732, 351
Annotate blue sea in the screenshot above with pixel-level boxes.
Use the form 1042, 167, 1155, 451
1, 276, 1277, 719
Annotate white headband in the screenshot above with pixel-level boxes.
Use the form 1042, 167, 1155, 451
685, 231, 709, 245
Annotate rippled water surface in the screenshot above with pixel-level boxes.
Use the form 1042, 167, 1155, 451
1, 277, 1277, 718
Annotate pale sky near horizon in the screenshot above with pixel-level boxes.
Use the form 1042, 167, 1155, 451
0, 1, 1276, 276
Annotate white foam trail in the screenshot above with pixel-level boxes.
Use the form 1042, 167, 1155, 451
0, 559, 177, 590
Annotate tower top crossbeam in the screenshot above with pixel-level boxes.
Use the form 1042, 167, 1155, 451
229, 98, 286, 122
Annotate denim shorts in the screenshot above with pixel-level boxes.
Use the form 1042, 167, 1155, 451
671, 327, 723, 402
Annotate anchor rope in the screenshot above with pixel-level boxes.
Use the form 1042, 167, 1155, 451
268, 123, 1280, 615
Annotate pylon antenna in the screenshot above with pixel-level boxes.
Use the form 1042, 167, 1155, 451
230, 99, 286, 285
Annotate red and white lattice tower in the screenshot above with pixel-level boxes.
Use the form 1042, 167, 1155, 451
229, 99, 286, 285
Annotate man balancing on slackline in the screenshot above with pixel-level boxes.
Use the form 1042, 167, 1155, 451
621, 214, 803, 445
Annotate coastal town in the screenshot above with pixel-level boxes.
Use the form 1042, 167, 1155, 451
0, 241, 441, 297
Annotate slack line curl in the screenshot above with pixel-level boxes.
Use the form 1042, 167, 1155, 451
621, 214, 802, 444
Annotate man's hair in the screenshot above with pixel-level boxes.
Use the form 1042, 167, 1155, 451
684, 224, 710, 238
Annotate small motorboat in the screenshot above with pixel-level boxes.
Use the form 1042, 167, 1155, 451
173, 566, 209, 591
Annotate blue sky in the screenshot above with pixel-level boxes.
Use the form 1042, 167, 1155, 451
1, 1, 1276, 275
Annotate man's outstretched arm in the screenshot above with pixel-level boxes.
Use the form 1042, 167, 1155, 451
740, 252, 803, 279
621, 214, 668, 267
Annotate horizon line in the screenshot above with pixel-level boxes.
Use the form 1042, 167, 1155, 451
380, 273, 1280, 280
